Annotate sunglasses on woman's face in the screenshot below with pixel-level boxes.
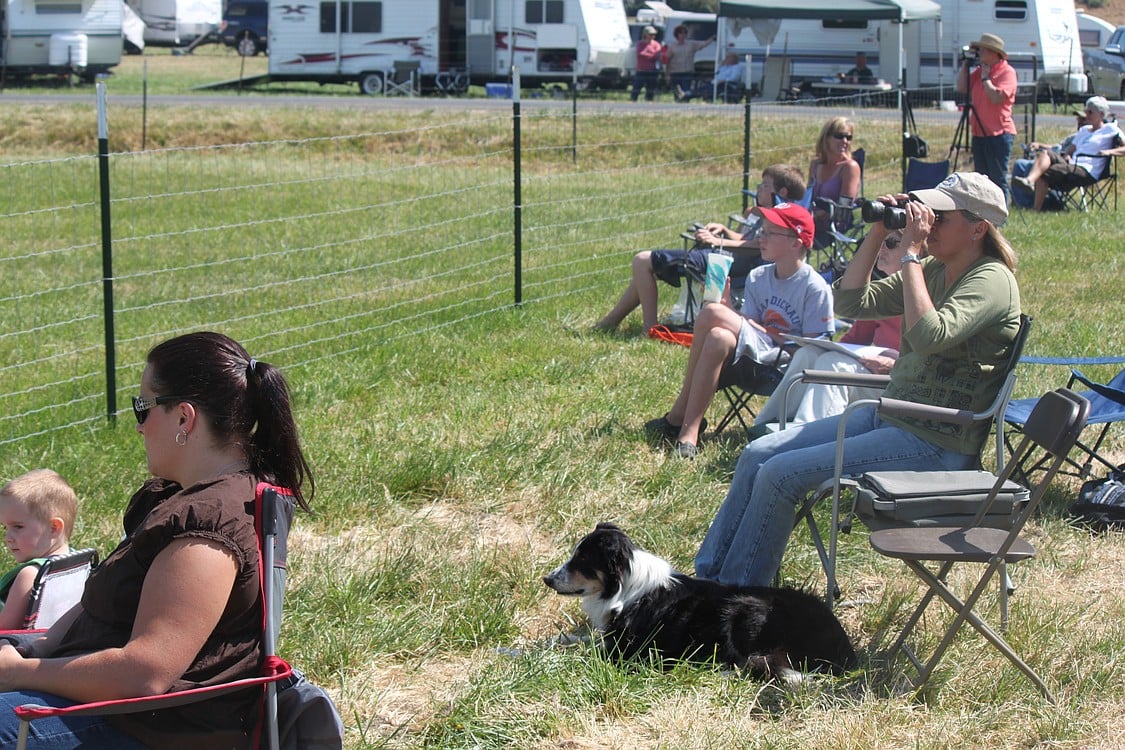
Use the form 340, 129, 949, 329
882, 236, 901, 250
832, 132, 853, 141
132, 395, 183, 424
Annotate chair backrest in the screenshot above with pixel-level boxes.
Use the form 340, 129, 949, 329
852, 147, 866, 200
979, 388, 1089, 535
904, 157, 951, 193
759, 56, 790, 101
392, 60, 420, 83
23, 548, 98, 629
256, 483, 297, 750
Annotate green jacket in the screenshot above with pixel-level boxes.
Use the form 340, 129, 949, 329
835, 254, 1021, 455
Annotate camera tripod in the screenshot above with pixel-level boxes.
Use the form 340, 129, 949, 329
948, 100, 974, 172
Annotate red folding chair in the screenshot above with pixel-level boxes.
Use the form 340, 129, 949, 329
13, 483, 298, 750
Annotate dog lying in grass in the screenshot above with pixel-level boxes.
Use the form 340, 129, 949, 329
543, 522, 857, 683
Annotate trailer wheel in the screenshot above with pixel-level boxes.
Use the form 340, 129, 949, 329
237, 32, 261, 57
359, 72, 385, 95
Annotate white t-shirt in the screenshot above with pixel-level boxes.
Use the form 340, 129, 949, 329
734, 262, 835, 363
1071, 123, 1123, 178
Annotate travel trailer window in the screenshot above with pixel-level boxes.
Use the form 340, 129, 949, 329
823, 20, 868, 30
320, 1, 383, 33
36, 3, 82, 12
526, 1, 564, 24
995, 1, 1028, 21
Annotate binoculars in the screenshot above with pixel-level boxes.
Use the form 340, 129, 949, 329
861, 199, 910, 230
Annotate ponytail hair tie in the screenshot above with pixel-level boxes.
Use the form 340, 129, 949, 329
247, 358, 259, 376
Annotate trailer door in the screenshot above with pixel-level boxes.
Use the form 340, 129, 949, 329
467, 0, 494, 74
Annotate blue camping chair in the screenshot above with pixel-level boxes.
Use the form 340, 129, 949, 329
904, 157, 951, 193
1005, 357, 1125, 480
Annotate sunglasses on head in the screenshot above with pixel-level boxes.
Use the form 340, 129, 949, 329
832, 132, 853, 141
132, 394, 184, 424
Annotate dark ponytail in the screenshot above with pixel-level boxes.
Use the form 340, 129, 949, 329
147, 332, 314, 510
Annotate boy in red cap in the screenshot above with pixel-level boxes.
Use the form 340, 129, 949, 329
645, 202, 835, 458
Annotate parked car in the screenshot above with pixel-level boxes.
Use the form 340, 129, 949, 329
1085, 25, 1125, 101
220, 0, 268, 56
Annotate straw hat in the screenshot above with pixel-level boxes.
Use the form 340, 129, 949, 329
969, 34, 1007, 59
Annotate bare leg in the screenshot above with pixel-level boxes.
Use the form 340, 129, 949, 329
1024, 149, 1052, 184
595, 251, 655, 331
1032, 178, 1051, 211
667, 303, 743, 446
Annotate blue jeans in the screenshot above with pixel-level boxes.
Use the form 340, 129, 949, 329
0, 691, 148, 749
694, 406, 979, 587
972, 132, 1015, 203
631, 71, 659, 101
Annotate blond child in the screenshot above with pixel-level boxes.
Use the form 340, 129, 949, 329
0, 469, 77, 630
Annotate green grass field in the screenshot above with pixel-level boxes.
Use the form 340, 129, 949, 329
1, 81, 1123, 749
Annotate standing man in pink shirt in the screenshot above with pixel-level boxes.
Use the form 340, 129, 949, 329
631, 26, 663, 102
955, 33, 1018, 202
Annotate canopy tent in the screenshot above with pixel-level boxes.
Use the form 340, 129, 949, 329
718, 0, 941, 22
717, 0, 943, 91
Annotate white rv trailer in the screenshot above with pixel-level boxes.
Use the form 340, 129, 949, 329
1076, 9, 1116, 49
126, 0, 221, 47
1, 0, 123, 78
267, 0, 632, 94
718, 0, 1085, 97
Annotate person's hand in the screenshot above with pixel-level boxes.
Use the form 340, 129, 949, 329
857, 354, 897, 374
703, 222, 727, 234
979, 62, 992, 81
901, 200, 935, 250
695, 228, 719, 245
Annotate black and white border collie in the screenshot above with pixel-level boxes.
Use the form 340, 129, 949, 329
543, 523, 857, 683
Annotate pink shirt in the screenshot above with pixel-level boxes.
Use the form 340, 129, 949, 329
636, 39, 663, 73
840, 316, 902, 352
969, 59, 1017, 137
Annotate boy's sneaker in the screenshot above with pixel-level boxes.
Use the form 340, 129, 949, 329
675, 441, 698, 459
644, 415, 707, 445
644, 414, 679, 444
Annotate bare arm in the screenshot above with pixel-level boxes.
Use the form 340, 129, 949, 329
0, 538, 238, 701
0, 565, 40, 630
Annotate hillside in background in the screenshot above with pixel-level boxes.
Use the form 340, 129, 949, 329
1081, 1, 1125, 26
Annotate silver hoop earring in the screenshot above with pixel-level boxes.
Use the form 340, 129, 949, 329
175, 429, 188, 446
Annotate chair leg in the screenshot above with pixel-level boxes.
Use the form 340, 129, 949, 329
793, 486, 841, 604
899, 559, 1054, 702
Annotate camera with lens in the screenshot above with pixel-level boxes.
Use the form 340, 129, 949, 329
960, 44, 978, 63
861, 199, 909, 230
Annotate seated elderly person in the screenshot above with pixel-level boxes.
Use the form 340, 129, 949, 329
712, 53, 747, 103
1012, 96, 1124, 211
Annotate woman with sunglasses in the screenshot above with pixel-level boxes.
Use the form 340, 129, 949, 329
695, 172, 1021, 589
750, 230, 906, 432
0, 331, 314, 748
808, 117, 861, 246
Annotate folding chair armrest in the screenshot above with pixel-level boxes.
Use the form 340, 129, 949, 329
778, 370, 891, 430
14, 657, 293, 722
876, 397, 976, 425
800, 369, 891, 389
1070, 369, 1125, 405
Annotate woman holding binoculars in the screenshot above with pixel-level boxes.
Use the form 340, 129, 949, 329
693, 172, 1022, 589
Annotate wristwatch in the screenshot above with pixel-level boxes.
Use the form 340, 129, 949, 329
900, 253, 922, 266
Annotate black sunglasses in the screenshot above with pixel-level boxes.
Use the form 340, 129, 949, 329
832, 132, 853, 141
132, 394, 184, 424
882, 236, 901, 250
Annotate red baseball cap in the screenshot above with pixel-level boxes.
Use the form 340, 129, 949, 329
752, 202, 815, 248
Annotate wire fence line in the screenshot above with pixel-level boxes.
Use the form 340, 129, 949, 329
3, 90, 1021, 451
